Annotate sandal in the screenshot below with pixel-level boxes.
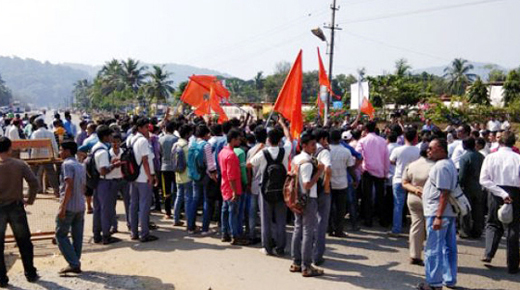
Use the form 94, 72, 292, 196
302, 266, 324, 277
289, 264, 302, 273
416, 282, 442, 290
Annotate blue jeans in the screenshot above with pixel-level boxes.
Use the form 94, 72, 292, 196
292, 198, 318, 271
130, 182, 153, 239
248, 194, 259, 240
346, 184, 358, 228
191, 180, 204, 231
314, 192, 331, 262
221, 200, 238, 238
55, 211, 84, 268
237, 193, 250, 236
174, 181, 193, 227
392, 183, 407, 233
112, 179, 130, 230
425, 216, 457, 287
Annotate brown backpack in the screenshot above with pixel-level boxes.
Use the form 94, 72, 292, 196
284, 160, 311, 215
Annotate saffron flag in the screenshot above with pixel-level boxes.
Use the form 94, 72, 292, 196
180, 75, 229, 123
316, 95, 324, 115
317, 47, 331, 91
360, 97, 375, 119
273, 50, 303, 140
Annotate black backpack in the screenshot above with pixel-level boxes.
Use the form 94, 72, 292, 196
120, 137, 143, 182
86, 147, 109, 190
261, 148, 287, 204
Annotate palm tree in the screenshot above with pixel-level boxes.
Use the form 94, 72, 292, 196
466, 77, 489, 105
143, 65, 175, 105
99, 59, 124, 96
254, 71, 265, 91
443, 58, 477, 95
121, 58, 147, 92
503, 69, 520, 105
0, 73, 12, 106
72, 79, 92, 109
395, 58, 411, 78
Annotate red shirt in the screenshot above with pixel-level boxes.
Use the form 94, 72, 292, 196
218, 145, 242, 201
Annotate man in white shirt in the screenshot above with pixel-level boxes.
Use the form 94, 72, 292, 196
389, 128, 420, 236
312, 129, 332, 266
328, 129, 356, 239
479, 131, 520, 274
290, 133, 325, 277
30, 119, 60, 196
107, 134, 130, 233
487, 117, 501, 132
6, 119, 20, 140
245, 126, 266, 244
451, 124, 471, 169
248, 119, 292, 256
91, 125, 121, 245
129, 118, 158, 243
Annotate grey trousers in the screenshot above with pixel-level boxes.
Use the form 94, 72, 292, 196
31, 164, 59, 193
130, 182, 153, 239
93, 179, 117, 239
292, 198, 318, 270
259, 194, 287, 253
313, 192, 331, 262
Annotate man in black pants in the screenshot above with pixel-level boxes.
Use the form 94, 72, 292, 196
158, 121, 178, 219
0, 137, 40, 287
480, 131, 520, 274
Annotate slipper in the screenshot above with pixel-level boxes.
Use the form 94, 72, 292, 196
302, 266, 324, 277
416, 282, 442, 290
289, 264, 302, 273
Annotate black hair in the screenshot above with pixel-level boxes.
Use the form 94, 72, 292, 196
96, 125, 113, 140
195, 124, 210, 138
79, 120, 88, 128
366, 121, 377, 133
179, 124, 193, 139
351, 129, 362, 140
433, 138, 448, 154
404, 128, 417, 143
501, 131, 516, 147
313, 128, 329, 143
61, 140, 78, 155
471, 130, 480, 139
166, 121, 177, 134
246, 133, 256, 144
136, 117, 150, 128
390, 123, 403, 136
222, 121, 232, 134
300, 132, 316, 145
476, 137, 486, 149
0, 137, 12, 153
112, 133, 122, 141
460, 124, 471, 136
387, 132, 398, 143
330, 129, 342, 143
462, 137, 476, 151
267, 128, 283, 146
210, 124, 223, 136
227, 128, 241, 143
254, 126, 267, 144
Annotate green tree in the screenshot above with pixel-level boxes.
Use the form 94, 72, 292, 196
443, 58, 477, 96
488, 69, 506, 82
143, 65, 175, 105
503, 69, 520, 106
466, 77, 489, 105
0, 73, 13, 106
395, 58, 411, 77
72, 79, 92, 109
121, 58, 147, 92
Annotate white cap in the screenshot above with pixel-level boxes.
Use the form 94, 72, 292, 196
342, 131, 352, 140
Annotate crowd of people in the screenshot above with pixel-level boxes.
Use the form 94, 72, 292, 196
0, 109, 518, 289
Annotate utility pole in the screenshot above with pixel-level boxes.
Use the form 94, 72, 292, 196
324, 0, 341, 126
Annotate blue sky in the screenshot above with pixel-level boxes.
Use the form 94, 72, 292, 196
0, 0, 517, 79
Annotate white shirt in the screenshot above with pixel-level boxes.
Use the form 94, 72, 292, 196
292, 151, 317, 198
389, 145, 420, 184
0, 126, 3, 137
329, 144, 355, 190
6, 125, 20, 140
501, 120, 511, 131
316, 143, 331, 179
387, 143, 400, 182
249, 140, 292, 195
480, 147, 520, 199
91, 142, 110, 176
106, 148, 123, 179
448, 140, 461, 158
132, 132, 155, 183
30, 127, 59, 158
450, 143, 466, 169
487, 120, 501, 132
246, 143, 265, 195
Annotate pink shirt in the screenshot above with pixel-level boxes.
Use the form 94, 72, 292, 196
218, 145, 242, 201
355, 132, 390, 178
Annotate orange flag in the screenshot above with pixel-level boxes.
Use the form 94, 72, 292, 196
360, 97, 375, 119
273, 50, 303, 139
180, 75, 229, 122
316, 95, 324, 115
317, 47, 331, 91
209, 84, 229, 124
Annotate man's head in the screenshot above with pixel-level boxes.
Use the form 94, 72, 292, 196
457, 124, 471, 139
300, 132, 317, 155
475, 137, 486, 151
330, 129, 342, 144
60, 140, 78, 159
96, 125, 113, 143
0, 137, 12, 155
387, 132, 398, 144
426, 119, 431, 126
112, 133, 122, 149
227, 128, 242, 148
404, 127, 418, 144
179, 124, 193, 140
136, 117, 150, 137
500, 131, 516, 148
195, 124, 211, 140
64, 111, 71, 120
210, 124, 223, 137
254, 126, 267, 144
267, 128, 283, 147
462, 137, 476, 151
365, 121, 377, 133
313, 128, 329, 147
165, 121, 177, 134
427, 138, 448, 161
35, 119, 46, 129
79, 120, 88, 131
87, 123, 97, 135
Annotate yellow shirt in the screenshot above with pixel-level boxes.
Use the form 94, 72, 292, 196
175, 138, 192, 184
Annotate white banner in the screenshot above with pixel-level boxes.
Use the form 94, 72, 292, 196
350, 81, 369, 110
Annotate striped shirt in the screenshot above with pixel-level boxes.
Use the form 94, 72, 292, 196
59, 157, 86, 212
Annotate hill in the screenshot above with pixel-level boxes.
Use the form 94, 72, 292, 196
413, 61, 509, 81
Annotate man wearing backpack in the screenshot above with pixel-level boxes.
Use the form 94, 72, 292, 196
247, 118, 292, 256
129, 118, 158, 243
173, 124, 193, 230
312, 129, 332, 266
91, 125, 121, 245
190, 125, 218, 236
290, 132, 325, 277
159, 121, 178, 220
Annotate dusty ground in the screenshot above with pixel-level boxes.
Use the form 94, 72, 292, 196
3, 200, 520, 290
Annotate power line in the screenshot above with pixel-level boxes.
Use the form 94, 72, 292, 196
338, 0, 506, 25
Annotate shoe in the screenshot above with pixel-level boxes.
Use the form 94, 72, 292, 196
131, 236, 139, 241
102, 236, 122, 245
289, 264, 302, 273
416, 282, 442, 290
481, 256, 492, 263
110, 229, 118, 234
249, 237, 261, 245
410, 258, 424, 266
314, 258, 325, 266
173, 221, 184, 227
387, 231, 401, 238
59, 265, 82, 275
259, 248, 274, 256
93, 237, 102, 244
275, 249, 286, 257
302, 266, 324, 277
444, 284, 459, 289
149, 222, 159, 230
140, 235, 159, 243
0, 277, 8, 288
164, 215, 173, 220
334, 231, 348, 238
221, 234, 231, 242
201, 231, 214, 237
26, 273, 40, 283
